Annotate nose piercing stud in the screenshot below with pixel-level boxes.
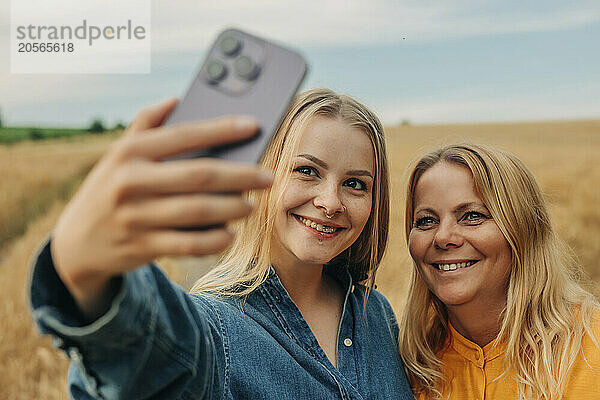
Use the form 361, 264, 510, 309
325, 205, 346, 219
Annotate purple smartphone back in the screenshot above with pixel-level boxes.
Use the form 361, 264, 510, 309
164, 28, 307, 163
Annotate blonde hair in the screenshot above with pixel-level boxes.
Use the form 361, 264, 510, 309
191, 88, 389, 295
399, 143, 599, 399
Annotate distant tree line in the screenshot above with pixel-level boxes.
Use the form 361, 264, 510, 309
0, 106, 126, 134
0, 107, 130, 143
88, 118, 127, 134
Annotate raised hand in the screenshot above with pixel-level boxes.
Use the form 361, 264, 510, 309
50, 99, 273, 318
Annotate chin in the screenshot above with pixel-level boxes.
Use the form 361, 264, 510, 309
435, 291, 472, 307
297, 254, 334, 266
292, 247, 337, 266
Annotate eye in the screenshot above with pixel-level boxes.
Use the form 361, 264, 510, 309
460, 211, 488, 225
293, 166, 319, 177
343, 178, 367, 191
414, 216, 437, 229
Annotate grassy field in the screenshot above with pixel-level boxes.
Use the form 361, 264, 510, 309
0, 120, 598, 399
0, 133, 119, 249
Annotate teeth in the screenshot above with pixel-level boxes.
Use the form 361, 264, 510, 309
298, 216, 337, 233
436, 261, 476, 271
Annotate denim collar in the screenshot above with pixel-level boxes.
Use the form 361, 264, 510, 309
257, 265, 354, 365
264, 263, 353, 290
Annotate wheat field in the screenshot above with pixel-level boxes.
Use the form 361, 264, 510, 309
1, 120, 598, 399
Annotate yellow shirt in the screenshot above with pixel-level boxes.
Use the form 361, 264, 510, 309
420, 317, 600, 399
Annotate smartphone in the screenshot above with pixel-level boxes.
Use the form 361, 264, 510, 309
163, 28, 308, 163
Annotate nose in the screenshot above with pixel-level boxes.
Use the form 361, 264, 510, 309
313, 181, 345, 217
433, 219, 463, 249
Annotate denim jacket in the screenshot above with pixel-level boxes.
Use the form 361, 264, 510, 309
30, 239, 412, 399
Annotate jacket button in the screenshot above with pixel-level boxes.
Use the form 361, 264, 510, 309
344, 338, 353, 347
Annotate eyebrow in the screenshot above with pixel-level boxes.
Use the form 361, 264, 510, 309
413, 207, 436, 216
454, 202, 488, 213
296, 153, 374, 178
298, 154, 327, 168
347, 170, 374, 178
414, 202, 487, 216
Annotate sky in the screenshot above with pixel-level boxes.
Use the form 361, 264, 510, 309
1, 0, 599, 127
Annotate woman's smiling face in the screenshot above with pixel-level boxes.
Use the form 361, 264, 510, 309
269, 116, 374, 270
408, 161, 512, 310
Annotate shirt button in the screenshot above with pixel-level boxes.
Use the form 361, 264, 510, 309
343, 338, 353, 347
69, 348, 82, 363
53, 337, 65, 349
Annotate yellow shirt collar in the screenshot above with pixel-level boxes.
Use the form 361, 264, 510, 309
447, 322, 505, 368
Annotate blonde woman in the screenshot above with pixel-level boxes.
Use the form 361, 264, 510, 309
399, 143, 600, 399
30, 89, 412, 399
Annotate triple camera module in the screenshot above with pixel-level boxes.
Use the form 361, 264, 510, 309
204, 33, 263, 93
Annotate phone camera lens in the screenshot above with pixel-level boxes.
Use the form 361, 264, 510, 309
220, 35, 242, 56
205, 60, 227, 82
234, 55, 259, 80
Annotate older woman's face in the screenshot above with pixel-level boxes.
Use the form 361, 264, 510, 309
408, 162, 511, 311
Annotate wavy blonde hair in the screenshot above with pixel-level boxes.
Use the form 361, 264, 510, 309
191, 88, 389, 295
399, 143, 599, 399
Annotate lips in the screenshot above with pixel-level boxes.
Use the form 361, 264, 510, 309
431, 260, 478, 271
293, 214, 345, 234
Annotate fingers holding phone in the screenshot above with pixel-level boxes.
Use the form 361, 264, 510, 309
51, 100, 273, 317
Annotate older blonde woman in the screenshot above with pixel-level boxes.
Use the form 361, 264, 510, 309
399, 143, 600, 399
